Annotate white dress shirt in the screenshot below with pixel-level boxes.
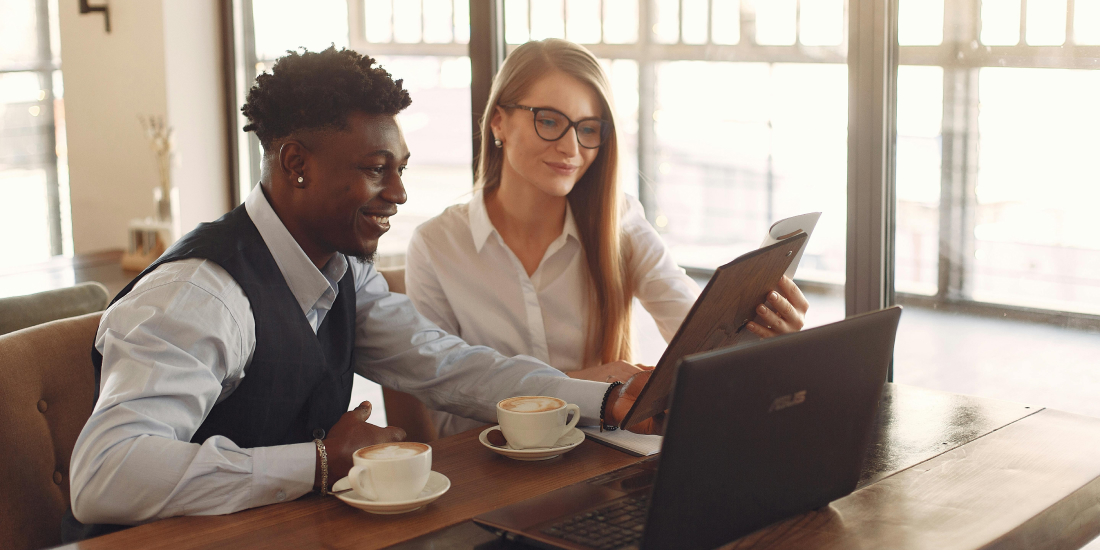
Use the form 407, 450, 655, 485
69, 184, 609, 526
405, 191, 701, 437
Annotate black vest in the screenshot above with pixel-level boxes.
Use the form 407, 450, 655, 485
63, 204, 355, 541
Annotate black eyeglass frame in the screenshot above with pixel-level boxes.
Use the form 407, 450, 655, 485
501, 104, 612, 149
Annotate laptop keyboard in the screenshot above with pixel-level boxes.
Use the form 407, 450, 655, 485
540, 494, 649, 549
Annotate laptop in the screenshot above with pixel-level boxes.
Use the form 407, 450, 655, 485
474, 306, 902, 550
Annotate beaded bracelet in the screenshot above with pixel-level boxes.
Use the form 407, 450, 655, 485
599, 381, 623, 432
314, 438, 329, 496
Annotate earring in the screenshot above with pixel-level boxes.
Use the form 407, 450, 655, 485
494, 137, 502, 148
297, 176, 304, 183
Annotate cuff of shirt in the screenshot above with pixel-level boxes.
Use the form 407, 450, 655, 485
250, 442, 316, 507
552, 378, 611, 426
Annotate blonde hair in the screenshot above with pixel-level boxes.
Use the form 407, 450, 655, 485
475, 39, 632, 365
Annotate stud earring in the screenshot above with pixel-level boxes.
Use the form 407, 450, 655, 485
494, 138, 502, 148
297, 176, 304, 183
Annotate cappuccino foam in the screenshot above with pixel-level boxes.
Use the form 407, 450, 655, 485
356, 442, 429, 460
499, 396, 565, 413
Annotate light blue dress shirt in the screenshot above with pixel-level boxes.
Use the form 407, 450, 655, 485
68, 184, 608, 526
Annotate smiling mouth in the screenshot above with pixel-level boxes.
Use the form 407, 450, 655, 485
360, 211, 392, 232
546, 162, 578, 174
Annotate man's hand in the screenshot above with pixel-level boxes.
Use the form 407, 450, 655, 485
603, 371, 665, 435
567, 360, 646, 383
315, 401, 406, 490
746, 275, 809, 338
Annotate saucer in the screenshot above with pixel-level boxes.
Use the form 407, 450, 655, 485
479, 425, 585, 461
332, 471, 450, 514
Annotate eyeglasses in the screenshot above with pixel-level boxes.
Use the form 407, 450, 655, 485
501, 104, 612, 149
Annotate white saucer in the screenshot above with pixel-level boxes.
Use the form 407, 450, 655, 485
332, 470, 450, 514
479, 425, 585, 461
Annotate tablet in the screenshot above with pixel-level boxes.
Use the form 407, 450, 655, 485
620, 232, 809, 429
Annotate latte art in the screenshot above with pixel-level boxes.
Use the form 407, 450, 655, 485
356, 442, 430, 460
499, 396, 565, 413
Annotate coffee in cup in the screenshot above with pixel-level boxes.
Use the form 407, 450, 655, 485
348, 442, 431, 501
496, 396, 581, 450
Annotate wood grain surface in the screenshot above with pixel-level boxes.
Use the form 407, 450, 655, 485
718, 408, 1100, 550
65, 429, 644, 550
56, 385, 1100, 550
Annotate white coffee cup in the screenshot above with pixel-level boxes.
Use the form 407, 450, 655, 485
348, 442, 432, 501
496, 396, 581, 450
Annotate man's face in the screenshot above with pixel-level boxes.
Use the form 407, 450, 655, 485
299, 111, 409, 262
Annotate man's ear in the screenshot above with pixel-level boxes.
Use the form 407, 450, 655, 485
279, 140, 310, 188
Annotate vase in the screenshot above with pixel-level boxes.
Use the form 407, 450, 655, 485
154, 186, 172, 223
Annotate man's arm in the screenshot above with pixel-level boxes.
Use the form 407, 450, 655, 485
69, 260, 315, 525
351, 261, 610, 426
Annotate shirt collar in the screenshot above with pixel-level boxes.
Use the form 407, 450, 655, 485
244, 184, 348, 317
468, 189, 581, 253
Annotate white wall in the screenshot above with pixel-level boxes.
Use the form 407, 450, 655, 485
163, 0, 230, 236
59, 0, 229, 254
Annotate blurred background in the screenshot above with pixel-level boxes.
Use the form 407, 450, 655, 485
2, 0, 1097, 421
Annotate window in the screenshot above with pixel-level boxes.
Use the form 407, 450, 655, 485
229, 0, 1100, 416
233, 0, 474, 260
499, 1, 849, 291
0, 0, 70, 269
893, 0, 1100, 417
496, 0, 851, 363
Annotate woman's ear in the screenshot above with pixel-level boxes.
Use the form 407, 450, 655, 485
489, 106, 505, 142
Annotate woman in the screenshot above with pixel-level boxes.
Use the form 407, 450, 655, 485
405, 39, 808, 437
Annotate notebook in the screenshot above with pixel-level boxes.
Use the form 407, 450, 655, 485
620, 232, 809, 429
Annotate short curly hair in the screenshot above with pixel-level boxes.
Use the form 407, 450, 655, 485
242, 46, 412, 149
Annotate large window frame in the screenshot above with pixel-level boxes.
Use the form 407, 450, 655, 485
895, 0, 1100, 330
1, 0, 64, 257
224, 0, 1100, 333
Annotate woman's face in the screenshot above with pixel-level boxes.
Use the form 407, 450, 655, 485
491, 70, 604, 200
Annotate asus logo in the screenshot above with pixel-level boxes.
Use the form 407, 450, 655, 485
768, 390, 807, 412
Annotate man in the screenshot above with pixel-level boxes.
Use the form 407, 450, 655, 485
64, 47, 657, 540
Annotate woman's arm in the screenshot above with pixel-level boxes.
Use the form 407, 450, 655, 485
620, 195, 701, 341
623, 195, 807, 340
404, 226, 461, 335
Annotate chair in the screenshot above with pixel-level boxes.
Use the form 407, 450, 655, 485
377, 267, 438, 443
0, 313, 101, 550
0, 282, 110, 336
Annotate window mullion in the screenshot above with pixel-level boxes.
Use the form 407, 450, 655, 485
469, 0, 506, 183
846, 0, 899, 318
36, 0, 62, 256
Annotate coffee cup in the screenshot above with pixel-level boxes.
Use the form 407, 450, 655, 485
496, 396, 581, 450
348, 442, 432, 501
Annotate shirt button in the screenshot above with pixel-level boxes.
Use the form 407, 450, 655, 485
276, 490, 286, 502
312, 428, 325, 440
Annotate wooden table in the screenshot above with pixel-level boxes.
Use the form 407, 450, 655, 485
59, 384, 1100, 550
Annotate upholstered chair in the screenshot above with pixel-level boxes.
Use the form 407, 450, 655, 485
0, 313, 100, 550
377, 267, 439, 443
0, 282, 110, 336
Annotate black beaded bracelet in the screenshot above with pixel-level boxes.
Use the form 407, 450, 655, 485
600, 381, 624, 432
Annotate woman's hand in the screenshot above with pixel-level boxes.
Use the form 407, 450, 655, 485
746, 276, 808, 338
568, 360, 648, 383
